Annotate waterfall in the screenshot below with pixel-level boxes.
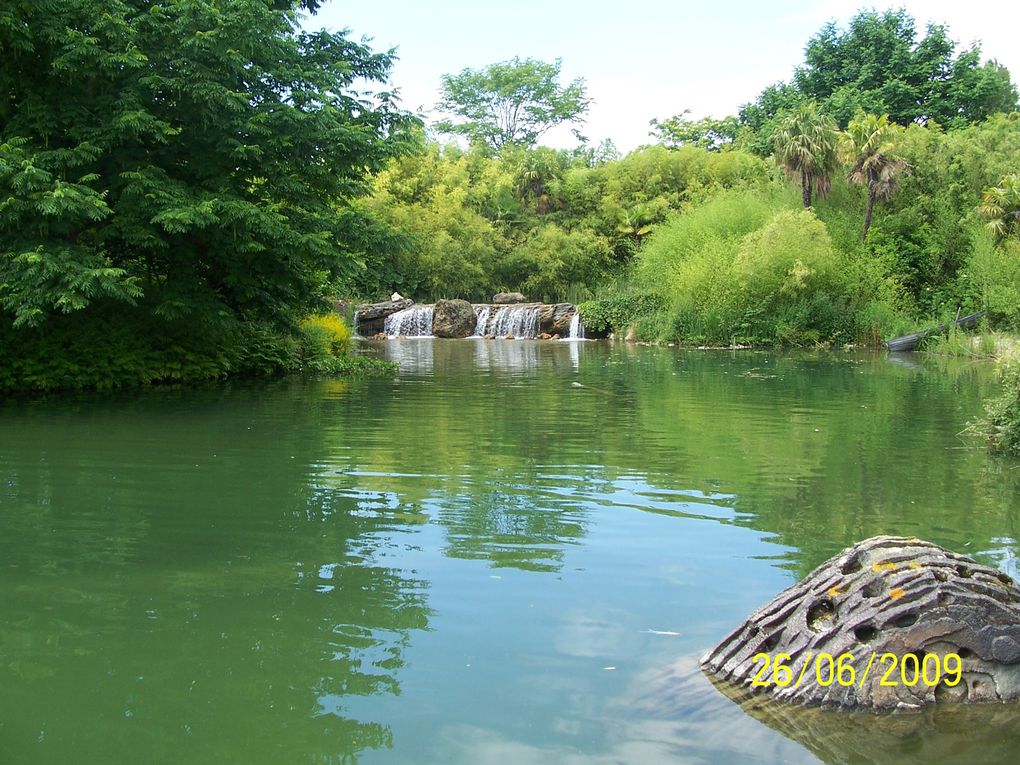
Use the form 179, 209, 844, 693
383, 306, 434, 337
472, 306, 491, 337
489, 306, 540, 339
566, 311, 585, 340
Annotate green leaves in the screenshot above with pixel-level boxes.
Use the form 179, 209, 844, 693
1, 0, 414, 376
435, 57, 591, 152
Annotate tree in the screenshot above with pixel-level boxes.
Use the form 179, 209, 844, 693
774, 102, 839, 208
842, 112, 908, 240
981, 174, 1020, 243
650, 110, 742, 151
0, 0, 412, 379
435, 57, 591, 152
793, 9, 1017, 127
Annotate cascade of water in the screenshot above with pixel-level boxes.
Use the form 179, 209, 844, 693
566, 311, 585, 340
472, 306, 491, 336
489, 306, 540, 338
383, 306, 434, 337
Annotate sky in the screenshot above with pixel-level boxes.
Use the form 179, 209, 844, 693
310, 0, 1020, 152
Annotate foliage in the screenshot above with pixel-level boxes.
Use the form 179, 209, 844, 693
576, 292, 665, 334
793, 9, 1017, 128
650, 111, 743, 151
361, 137, 767, 303
0, 0, 411, 391
980, 173, 1020, 242
300, 313, 352, 357
435, 57, 591, 151
841, 112, 909, 240
774, 102, 839, 208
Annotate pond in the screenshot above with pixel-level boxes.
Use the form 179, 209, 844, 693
3, 339, 1020, 764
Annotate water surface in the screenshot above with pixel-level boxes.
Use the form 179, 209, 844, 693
2, 340, 1019, 764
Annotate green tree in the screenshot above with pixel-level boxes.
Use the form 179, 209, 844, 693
435, 57, 591, 152
793, 9, 1017, 127
842, 112, 908, 240
981, 174, 1020, 243
650, 110, 743, 151
0, 0, 411, 386
774, 102, 839, 208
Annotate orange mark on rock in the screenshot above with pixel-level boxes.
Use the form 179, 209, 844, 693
827, 585, 844, 598
889, 588, 906, 600
909, 562, 921, 569
872, 561, 897, 573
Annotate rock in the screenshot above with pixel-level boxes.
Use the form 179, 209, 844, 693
625, 325, 638, 342
701, 536, 1020, 710
432, 299, 476, 338
355, 298, 413, 335
483, 334, 495, 340
504, 334, 514, 340
538, 332, 553, 340
493, 292, 527, 304
534, 303, 576, 335
391, 291, 403, 302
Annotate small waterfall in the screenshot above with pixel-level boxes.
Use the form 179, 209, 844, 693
472, 306, 491, 336
489, 306, 540, 339
383, 306, 434, 337
566, 311, 585, 340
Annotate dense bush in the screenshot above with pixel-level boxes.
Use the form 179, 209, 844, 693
577, 292, 665, 334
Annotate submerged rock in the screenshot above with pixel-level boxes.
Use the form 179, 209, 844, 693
432, 299, 476, 338
701, 535, 1020, 710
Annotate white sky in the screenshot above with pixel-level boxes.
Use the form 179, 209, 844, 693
311, 1, 1020, 152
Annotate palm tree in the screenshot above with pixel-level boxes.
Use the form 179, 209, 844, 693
842, 112, 908, 240
980, 173, 1020, 243
774, 102, 839, 208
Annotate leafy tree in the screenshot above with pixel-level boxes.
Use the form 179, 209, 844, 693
793, 9, 1017, 127
841, 112, 908, 240
981, 174, 1020, 242
650, 110, 743, 151
0, 0, 411, 387
774, 102, 839, 208
435, 57, 591, 152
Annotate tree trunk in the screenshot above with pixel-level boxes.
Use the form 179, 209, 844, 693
862, 189, 876, 241
802, 173, 812, 208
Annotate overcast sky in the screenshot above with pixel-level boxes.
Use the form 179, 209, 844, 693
310, 1, 1020, 152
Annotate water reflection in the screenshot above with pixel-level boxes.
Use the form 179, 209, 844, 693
3, 342, 1020, 764
0, 384, 432, 764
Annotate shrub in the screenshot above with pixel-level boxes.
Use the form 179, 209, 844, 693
577, 293, 665, 333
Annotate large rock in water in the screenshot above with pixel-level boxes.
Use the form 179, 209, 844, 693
701, 536, 1020, 710
355, 298, 413, 335
536, 303, 576, 335
432, 299, 476, 338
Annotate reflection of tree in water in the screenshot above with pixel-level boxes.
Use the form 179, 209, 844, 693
431, 479, 587, 572
0, 383, 432, 765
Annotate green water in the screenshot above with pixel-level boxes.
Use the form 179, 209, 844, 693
3, 339, 1020, 764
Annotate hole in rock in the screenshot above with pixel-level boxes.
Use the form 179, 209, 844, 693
806, 599, 837, 632
862, 580, 884, 598
841, 553, 862, 575
854, 624, 878, 643
891, 612, 919, 628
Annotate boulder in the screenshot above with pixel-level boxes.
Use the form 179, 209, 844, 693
535, 303, 576, 336
493, 292, 527, 304
701, 535, 1020, 710
355, 298, 413, 335
432, 299, 477, 338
